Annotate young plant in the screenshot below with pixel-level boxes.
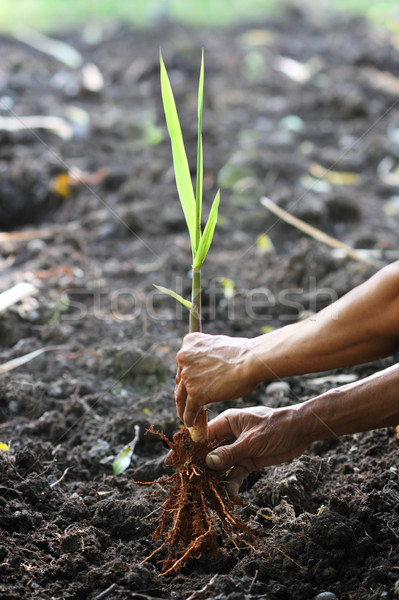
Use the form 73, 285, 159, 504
155, 50, 220, 443
139, 52, 261, 577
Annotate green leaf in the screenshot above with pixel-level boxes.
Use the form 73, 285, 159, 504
113, 444, 134, 476
219, 277, 235, 299
256, 233, 275, 254
195, 50, 204, 253
153, 284, 193, 310
192, 190, 220, 269
160, 53, 196, 254
261, 325, 275, 334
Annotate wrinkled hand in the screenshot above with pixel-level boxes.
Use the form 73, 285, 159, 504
175, 332, 258, 427
205, 406, 309, 497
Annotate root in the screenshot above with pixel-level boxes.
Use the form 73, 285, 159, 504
139, 419, 263, 576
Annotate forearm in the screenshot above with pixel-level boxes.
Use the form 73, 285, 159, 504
205, 365, 399, 492
246, 261, 399, 384
296, 363, 399, 442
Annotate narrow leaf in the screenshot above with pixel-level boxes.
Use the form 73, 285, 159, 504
113, 445, 134, 475
195, 50, 204, 253
153, 284, 193, 310
192, 190, 220, 269
170, 139, 196, 253
113, 425, 140, 476
160, 53, 196, 253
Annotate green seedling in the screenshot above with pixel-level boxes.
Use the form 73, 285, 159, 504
113, 424, 140, 476
156, 50, 220, 442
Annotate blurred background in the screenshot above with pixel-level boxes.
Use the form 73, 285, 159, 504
0, 0, 398, 31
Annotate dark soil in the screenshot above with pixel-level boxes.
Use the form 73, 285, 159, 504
1, 7, 399, 600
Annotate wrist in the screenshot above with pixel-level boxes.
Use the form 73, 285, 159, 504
241, 337, 269, 389
244, 325, 299, 385
294, 395, 330, 446
298, 364, 399, 440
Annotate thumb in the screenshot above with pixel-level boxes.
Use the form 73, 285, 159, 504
205, 441, 244, 471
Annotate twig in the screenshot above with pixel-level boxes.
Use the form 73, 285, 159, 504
0, 485, 23, 498
0, 282, 37, 313
0, 221, 81, 243
386, 524, 399, 540
249, 569, 259, 593
331, 248, 399, 261
114, 593, 165, 600
0, 229, 54, 242
75, 395, 102, 422
0, 346, 68, 374
14, 26, 83, 68
93, 584, 117, 600
0, 115, 74, 140
130, 424, 141, 453
50, 467, 73, 488
260, 196, 378, 266
131, 596, 165, 600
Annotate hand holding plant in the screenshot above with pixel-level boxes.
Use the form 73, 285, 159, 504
175, 332, 259, 427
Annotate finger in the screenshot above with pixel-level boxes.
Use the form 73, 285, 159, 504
226, 480, 240, 498
174, 380, 187, 421
175, 367, 181, 384
226, 464, 251, 498
183, 397, 202, 428
207, 413, 235, 443
205, 438, 247, 471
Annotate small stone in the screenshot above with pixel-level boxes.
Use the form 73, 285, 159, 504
278, 114, 304, 132
265, 381, 290, 396
27, 238, 46, 256
313, 593, 338, 600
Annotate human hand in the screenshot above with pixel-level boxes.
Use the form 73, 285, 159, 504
175, 332, 258, 427
205, 406, 309, 497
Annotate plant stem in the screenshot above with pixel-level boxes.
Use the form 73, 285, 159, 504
188, 266, 207, 443
189, 267, 201, 334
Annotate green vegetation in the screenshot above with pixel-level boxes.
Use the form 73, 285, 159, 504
156, 52, 219, 443
156, 51, 219, 342
0, 0, 397, 32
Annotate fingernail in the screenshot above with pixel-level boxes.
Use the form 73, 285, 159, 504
206, 453, 222, 467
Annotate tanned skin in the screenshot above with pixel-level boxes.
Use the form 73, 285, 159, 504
175, 261, 399, 496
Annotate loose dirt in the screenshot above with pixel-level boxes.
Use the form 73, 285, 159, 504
0, 7, 398, 600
